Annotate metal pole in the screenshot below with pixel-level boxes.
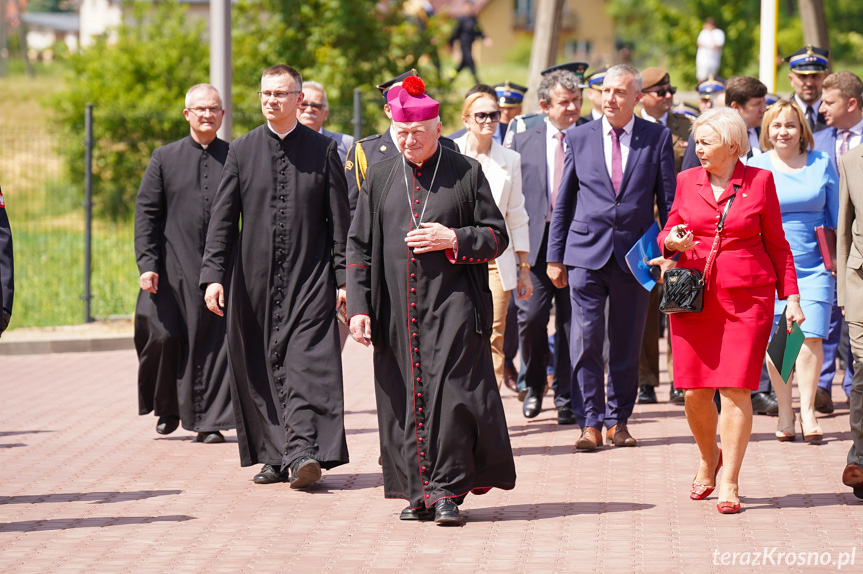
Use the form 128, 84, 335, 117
352, 88, 362, 142
758, 0, 778, 92
210, 0, 232, 141
83, 103, 94, 323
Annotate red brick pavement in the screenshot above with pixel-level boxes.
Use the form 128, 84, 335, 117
1, 342, 862, 573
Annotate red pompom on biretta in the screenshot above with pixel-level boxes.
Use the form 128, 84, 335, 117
402, 76, 426, 97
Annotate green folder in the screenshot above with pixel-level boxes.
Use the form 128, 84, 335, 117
767, 307, 805, 383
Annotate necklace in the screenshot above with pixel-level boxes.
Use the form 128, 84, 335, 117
402, 149, 442, 231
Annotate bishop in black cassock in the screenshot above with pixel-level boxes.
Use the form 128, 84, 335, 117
201, 65, 349, 488
347, 77, 516, 524
134, 84, 233, 443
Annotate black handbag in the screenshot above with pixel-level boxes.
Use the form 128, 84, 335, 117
660, 183, 739, 314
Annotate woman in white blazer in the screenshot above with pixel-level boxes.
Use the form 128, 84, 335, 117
454, 92, 532, 389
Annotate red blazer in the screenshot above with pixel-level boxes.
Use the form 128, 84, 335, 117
658, 161, 798, 299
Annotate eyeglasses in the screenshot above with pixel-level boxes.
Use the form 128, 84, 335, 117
298, 101, 325, 111
472, 111, 501, 123
643, 86, 677, 98
258, 90, 301, 101
186, 106, 222, 116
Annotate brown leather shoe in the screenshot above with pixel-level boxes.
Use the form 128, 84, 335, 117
575, 427, 602, 450
605, 423, 637, 447
503, 366, 518, 392
843, 464, 863, 499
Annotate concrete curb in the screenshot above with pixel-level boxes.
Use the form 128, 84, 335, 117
0, 334, 135, 355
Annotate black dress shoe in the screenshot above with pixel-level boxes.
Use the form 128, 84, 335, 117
815, 387, 835, 414
289, 457, 322, 489
156, 415, 180, 435
751, 391, 779, 416
253, 464, 289, 484
433, 499, 462, 525
669, 387, 685, 404
557, 406, 578, 425
194, 431, 225, 444
522, 388, 542, 418
637, 385, 657, 404
399, 506, 435, 521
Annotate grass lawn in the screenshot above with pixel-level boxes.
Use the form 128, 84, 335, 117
2, 61, 138, 329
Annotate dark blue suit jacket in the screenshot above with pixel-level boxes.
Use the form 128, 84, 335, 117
510, 122, 552, 266
547, 117, 675, 270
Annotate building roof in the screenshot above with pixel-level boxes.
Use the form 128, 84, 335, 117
21, 12, 79, 32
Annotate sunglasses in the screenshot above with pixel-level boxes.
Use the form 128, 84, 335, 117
298, 101, 325, 111
643, 86, 677, 98
472, 111, 501, 123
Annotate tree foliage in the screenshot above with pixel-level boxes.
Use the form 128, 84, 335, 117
607, 0, 863, 88
51, 2, 208, 221
51, 0, 449, 221
231, 0, 450, 134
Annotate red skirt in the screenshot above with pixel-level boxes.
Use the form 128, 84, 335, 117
669, 278, 774, 390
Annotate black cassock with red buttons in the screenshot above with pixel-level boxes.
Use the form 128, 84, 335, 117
347, 144, 516, 510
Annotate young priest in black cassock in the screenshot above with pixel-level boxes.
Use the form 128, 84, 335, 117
347, 77, 516, 524
201, 65, 349, 488
134, 84, 233, 443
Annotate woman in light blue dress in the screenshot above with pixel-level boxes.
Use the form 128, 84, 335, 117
750, 99, 838, 443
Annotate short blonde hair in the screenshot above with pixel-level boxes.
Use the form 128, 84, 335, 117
462, 91, 498, 119
692, 107, 750, 157
759, 99, 814, 154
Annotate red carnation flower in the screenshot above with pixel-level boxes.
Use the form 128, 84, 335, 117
402, 76, 426, 97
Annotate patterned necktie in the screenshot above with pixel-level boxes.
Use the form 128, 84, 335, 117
838, 129, 852, 158
611, 127, 624, 195
806, 106, 816, 131
551, 132, 565, 213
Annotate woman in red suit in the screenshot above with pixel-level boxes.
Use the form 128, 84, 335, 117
658, 107, 803, 514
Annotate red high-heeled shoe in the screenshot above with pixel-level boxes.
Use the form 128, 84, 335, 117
717, 501, 741, 514
690, 450, 723, 500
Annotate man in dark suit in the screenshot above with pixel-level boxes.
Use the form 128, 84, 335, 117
510, 67, 586, 425
297, 81, 354, 164
636, 67, 693, 405
814, 70, 863, 413
546, 65, 676, 449
785, 45, 830, 133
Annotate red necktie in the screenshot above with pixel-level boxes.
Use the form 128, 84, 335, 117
611, 127, 624, 195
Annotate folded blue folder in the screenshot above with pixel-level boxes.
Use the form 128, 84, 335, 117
625, 222, 662, 292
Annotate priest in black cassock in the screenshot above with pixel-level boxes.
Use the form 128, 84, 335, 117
201, 65, 349, 489
347, 76, 516, 525
134, 83, 233, 444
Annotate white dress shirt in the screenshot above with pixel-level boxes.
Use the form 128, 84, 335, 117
748, 128, 762, 157
602, 115, 636, 181
591, 108, 603, 121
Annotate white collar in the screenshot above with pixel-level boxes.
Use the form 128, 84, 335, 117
267, 121, 297, 139
640, 109, 668, 125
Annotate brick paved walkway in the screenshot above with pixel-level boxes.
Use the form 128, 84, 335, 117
2, 342, 862, 572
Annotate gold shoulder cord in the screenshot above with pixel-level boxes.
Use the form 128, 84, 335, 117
355, 142, 368, 189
